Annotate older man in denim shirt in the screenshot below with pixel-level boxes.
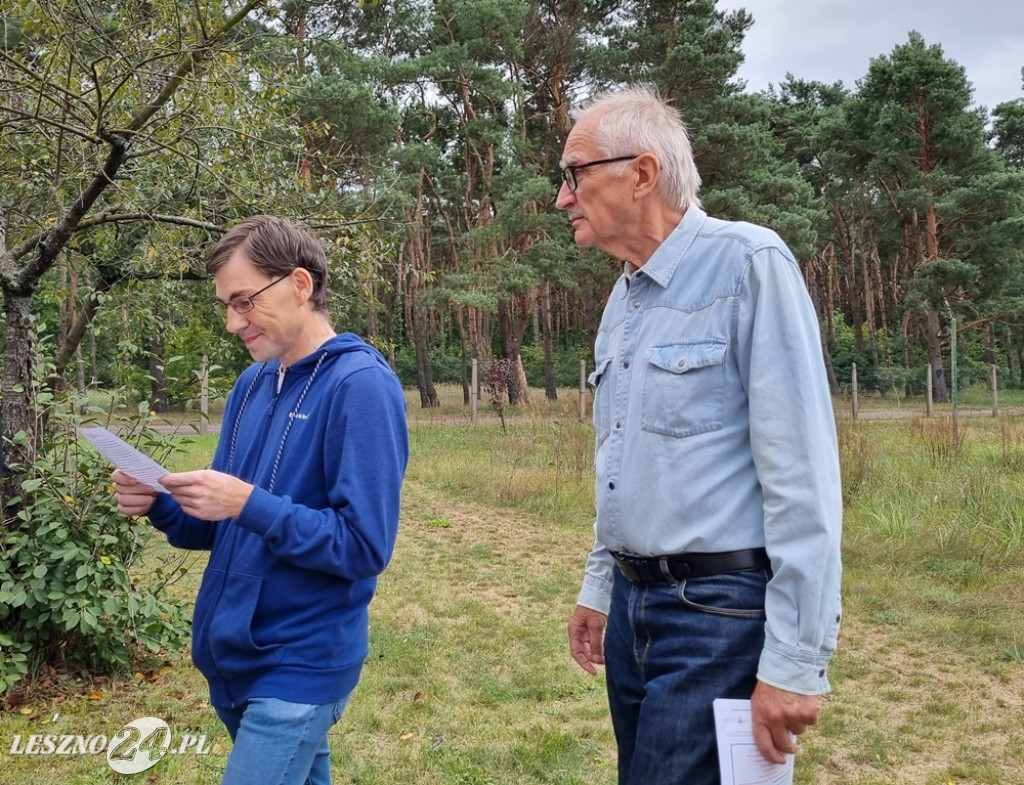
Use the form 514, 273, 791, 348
559, 85, 842, 785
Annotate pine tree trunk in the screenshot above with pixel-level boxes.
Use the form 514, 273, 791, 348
925, 311, 949, 403
860, 247, 879, 371
456, 305, 471, 406
870, 249, 889, 364
541, 282, 558, 401
845, 260, 864, 353
582, 275, 600, 361
412, 303, 438, 408
497, 300, 522, 405
1004, 324, 1019, 387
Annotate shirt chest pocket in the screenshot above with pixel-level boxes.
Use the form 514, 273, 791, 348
641, 341, 727, 438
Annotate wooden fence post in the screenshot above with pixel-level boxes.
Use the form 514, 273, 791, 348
926, 363, 933, 417
471, 358, 478, 424
579, 359, 586, 422
851, 363, 859, 420
991, 364, 999, 417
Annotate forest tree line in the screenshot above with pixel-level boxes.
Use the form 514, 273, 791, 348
3, 0, 1024, 498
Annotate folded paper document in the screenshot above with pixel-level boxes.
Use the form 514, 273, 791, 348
78, 426, 170, 493
713, 699, 794, 785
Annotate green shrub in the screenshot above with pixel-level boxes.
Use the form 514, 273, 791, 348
0, 396, 191, 692
519, 344, 592, 388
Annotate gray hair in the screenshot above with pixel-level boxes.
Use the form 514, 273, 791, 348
575, 85, 702, 210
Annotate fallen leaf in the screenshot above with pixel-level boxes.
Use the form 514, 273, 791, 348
88, 691, 103, 700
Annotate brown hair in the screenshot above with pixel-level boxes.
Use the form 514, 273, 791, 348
208, 215, 330, 311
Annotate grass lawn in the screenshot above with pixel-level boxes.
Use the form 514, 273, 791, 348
2, 401, 1022, 784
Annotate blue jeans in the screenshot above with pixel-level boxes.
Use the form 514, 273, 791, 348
215, 695, 351, 785
605, 568, 769, 785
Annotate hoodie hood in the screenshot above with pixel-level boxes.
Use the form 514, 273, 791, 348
268, 332, 388, 375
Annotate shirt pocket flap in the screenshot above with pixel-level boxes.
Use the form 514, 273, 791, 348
643, 341, 726, 375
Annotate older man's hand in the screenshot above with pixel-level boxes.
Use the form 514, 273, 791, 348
567, 605, 608, 675
750, 680, 821, 764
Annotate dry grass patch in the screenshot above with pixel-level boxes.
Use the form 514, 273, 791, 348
806, 614, 1023, 785
338, 472, 613, 784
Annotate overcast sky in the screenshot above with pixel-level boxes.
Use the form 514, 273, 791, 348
714, 0, 1024, 113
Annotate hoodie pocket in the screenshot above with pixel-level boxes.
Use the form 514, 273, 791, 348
205, 572, 282, 679
641, 341, 727, 438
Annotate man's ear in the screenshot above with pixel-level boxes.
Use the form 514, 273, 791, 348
634, 153, 660, 199
291, 267, 316, 303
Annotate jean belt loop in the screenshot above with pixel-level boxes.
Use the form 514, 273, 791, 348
658, 556, 678, 585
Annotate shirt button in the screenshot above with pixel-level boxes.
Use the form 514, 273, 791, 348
632, 300, 642, 308
615, 421, 622, 429
623, 361, 630, 369
608, 481, 615, 490
677, 359, 686, 368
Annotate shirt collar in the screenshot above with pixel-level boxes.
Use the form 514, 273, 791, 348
630, 206, 706, 289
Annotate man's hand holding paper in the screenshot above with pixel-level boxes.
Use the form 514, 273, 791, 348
111, 469, 160, 516
158, 471, 253, 521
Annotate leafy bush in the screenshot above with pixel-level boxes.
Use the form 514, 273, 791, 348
393, 344, 466, 386
519, 344, 593, 388
0, 395, 192, 693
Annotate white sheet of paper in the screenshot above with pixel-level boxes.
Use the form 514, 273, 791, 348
78, 426, 170, 493
714, 699, 794, 785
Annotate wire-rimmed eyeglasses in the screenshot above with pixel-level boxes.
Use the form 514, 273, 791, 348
214, 273, 290, 314
561, 155, 639, 191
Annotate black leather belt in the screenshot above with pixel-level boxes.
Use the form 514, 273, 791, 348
612, 548, 771, 584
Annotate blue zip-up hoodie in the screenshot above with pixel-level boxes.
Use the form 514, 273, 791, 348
147, 333, 408, 708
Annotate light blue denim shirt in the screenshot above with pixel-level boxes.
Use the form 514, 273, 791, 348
579, 207, 842, 695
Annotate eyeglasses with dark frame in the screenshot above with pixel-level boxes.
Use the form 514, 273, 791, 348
214, 273, 291, 314
561, 155, 639, 191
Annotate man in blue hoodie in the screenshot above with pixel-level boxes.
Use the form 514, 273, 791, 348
112, 215, 409, 785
